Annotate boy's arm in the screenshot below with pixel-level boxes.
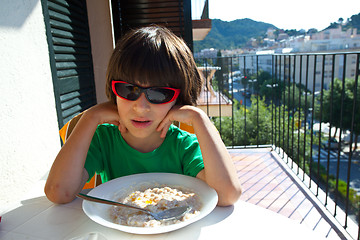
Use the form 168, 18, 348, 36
45, 102, 119, 203
158, 106, 242, 206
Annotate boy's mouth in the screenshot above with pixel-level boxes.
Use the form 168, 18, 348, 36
131, 119, 152, 128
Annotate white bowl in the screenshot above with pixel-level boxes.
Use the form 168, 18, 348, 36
82, 173, 218, 234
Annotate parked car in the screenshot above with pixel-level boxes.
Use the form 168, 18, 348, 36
241, 90, 251, 97
321, 137, 339, 149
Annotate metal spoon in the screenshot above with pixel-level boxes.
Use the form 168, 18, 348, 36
77, 193, 191, 221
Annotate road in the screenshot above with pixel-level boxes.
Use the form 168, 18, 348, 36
231, 82, 252, 107
312, 147, 360, 194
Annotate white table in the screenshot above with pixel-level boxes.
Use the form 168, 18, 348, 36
0, 180, 326, 240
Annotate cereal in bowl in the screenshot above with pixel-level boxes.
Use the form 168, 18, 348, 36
110, 186, 201, 227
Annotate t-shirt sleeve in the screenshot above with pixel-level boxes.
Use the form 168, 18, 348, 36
180, 134, 204, 177
84, 127, 104, 182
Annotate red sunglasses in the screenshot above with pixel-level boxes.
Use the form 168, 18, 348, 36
112, 80, 180, 104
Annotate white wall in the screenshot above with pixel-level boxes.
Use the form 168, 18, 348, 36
86, 0, 114, 104
0, 0, 61, 213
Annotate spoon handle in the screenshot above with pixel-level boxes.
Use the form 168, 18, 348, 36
76, 193, 149, 213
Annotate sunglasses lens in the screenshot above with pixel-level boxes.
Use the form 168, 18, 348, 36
114, 82, 140, 101
147, 88, 175, 104
113, 81, 178, 104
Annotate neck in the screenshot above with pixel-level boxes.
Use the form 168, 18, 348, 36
121, 131, 165, 153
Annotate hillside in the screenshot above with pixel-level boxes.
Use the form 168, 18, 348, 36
194, 18, 276, 52
193, 12, 360, 53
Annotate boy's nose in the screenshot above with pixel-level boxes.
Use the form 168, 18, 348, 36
133, 93, 151, 112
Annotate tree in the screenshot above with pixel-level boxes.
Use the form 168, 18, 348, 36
338, 18, 344, 24
307, 28, 318, 35
212, 97, 272, 146
283, 83, 312, 113
316, 78, 360, 150
348, 12, 360, 30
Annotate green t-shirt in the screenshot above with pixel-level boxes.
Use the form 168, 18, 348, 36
85, 124, 204, 183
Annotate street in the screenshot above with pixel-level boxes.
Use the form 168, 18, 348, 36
231, 81, 252, 107
312, 147, 360, 194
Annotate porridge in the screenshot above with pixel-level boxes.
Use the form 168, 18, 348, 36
109, 186, 201, 227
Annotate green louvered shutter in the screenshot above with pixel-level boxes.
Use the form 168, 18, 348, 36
111, 0, 193, 51
41, 0, 97, 129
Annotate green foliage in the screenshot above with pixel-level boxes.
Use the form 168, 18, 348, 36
322, 12, 360, 31
342, 12, 360, 31
315, 78, 360, 136
212, 96, 272, 146
283, 83, 312, 113
311, 162, 360, 212
244, 70, 311, 112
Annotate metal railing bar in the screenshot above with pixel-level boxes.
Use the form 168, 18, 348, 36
325, 54, 336, 207
334, 54, 347, 219
286, 55, 290, 163
205, 59, 209, 116
256, 55, 259, 147
218, 59, 222, 138
288, 55, 293, 167
345, 53, 359, 230
302, 54, 310, 182
351, 53, 360, 240
291, 55, 296, 171
243, 55, 248, 148
278, 55, 282, 157
309, 54, 317, 190
316, 54, 326, 197
283, 55, 287, 161
297, 55, 302, 176
271, 55, 275, 146
231, 57, 234, 148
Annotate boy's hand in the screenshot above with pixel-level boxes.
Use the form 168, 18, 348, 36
157, 105, 202, 138
87, 102, 127, 134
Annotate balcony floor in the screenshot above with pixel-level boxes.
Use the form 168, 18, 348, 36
229, 148, 345, 239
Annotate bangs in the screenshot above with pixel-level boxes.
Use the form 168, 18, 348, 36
114, 36, 183, 89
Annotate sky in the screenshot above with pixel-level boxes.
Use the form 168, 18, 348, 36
200, 0, 360, 31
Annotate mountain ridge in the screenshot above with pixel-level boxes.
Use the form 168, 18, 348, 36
194, 18, 276, 52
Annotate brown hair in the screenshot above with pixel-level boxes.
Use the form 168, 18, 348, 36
105, 26, 203, 106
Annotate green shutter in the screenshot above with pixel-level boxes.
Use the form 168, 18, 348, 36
41, 0, 97, 128
111, 0, 193, 50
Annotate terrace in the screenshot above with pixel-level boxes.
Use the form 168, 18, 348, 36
2, 0, 357, 238
196, 52, 360, 239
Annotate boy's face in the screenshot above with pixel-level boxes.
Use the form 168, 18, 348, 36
116, 86, 176, 139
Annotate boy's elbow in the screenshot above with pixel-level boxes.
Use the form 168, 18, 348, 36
217, 184, 242, 207
44, 183, 75, 204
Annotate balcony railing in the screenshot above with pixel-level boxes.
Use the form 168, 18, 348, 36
195, 51, 360, 239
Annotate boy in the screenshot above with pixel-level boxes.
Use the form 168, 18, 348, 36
45, 26, 242, 206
